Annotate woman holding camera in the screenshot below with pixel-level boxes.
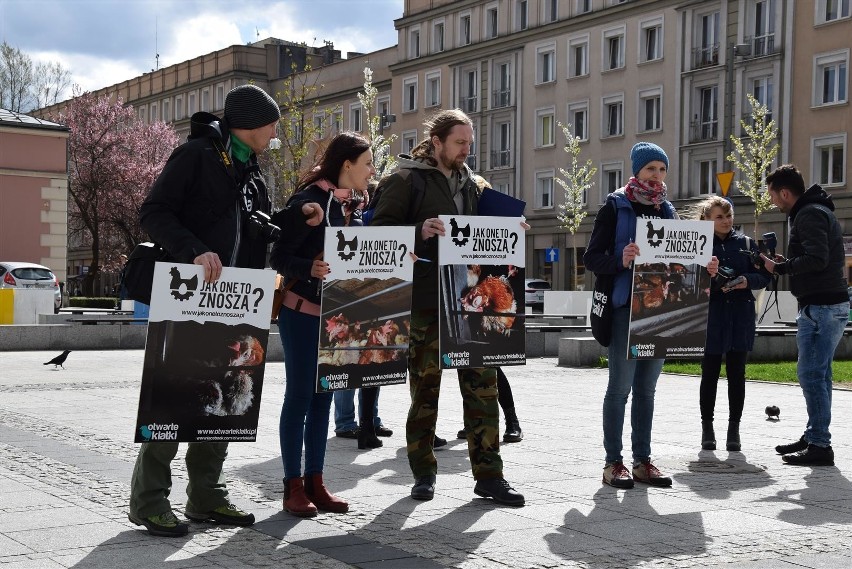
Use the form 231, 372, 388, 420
270, 131, 375, 517
695, 196, 770, 451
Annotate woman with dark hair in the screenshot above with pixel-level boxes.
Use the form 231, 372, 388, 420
270, 131, 375, 517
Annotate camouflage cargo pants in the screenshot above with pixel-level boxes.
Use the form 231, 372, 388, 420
407, 308, 503, 480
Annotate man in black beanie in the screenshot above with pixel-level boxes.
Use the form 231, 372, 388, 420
128, 84, 281, 537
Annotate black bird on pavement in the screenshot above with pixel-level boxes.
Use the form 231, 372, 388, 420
44, 350, 72, 369
765, 405, 780, 421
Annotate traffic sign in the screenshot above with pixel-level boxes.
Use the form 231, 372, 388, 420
545, 247, 559, 263
716, 171, 734, 196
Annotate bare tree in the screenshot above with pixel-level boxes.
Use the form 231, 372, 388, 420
0, 42, 33, 112
727, 93, 779, 237
555, 122, 596, 290
32, 60, 72, 108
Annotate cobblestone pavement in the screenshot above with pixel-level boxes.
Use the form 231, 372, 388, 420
0, 350, 849, 568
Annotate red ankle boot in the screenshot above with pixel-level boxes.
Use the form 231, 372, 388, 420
283, 477, 318, 518
304, 473, 348, 513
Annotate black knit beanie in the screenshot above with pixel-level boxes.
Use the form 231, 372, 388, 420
224, 85, 281, 130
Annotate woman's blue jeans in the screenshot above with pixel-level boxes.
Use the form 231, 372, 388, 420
278, 307, 332, 480
796, 302, 849, 448
603, 306, 665, 464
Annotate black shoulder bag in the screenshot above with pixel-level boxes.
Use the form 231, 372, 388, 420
123, 242, 173, 305
590, 200, 617, 347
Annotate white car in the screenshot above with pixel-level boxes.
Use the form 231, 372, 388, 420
524, 278, 551, 310
0, 262, 62, 313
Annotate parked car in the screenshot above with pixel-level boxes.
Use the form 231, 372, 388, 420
0, 262, 62, 313
524, 278, 551, 310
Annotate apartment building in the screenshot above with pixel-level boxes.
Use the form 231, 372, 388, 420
32, 0, 851, 289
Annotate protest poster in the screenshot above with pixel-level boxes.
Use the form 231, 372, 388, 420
628, 218, 714, 359
316, 226, 416, 392
134, 263, 275, 443
438, 214, 526, 368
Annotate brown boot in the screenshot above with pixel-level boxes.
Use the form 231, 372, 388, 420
283, 477, 318, 518
304, 472, 349, 513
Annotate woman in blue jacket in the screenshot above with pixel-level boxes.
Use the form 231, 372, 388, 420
695, 196, 770, 451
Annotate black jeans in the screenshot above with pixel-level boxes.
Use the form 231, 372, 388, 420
700, 351, 748, 422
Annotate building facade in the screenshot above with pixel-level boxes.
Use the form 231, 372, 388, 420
33, 0, 851, 290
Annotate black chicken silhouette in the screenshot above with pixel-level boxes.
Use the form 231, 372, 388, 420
44, 350, 71, 369
336, 230, 357, 260
168, 266, 198, 301
449, 217, 470, 246
646, 221, 665, 247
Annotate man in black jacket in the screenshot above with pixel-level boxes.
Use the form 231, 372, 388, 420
762, 165, 849, 467
128, 84, 280, 536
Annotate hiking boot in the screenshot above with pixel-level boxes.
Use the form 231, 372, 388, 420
782, 444, 834, 466
128, 511, 188, 537
473, 478, 525, 506
775, 436, 807, 455
632, 460, 672, 487
433, 435, 447, 449
411, 475, 436, 500
185, 502, 255, 526
602, 462, 634, 489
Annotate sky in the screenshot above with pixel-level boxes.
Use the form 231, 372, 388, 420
0, 0, 404, 94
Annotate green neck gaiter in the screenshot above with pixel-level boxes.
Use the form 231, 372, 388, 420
230, 134, 252, 163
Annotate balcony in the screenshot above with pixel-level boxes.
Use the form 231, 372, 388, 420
745, 34, 778, 57
689, 120, 718, 143
492, 89, 511, 108
740, 111, 773, 132
490, 149, 511, 168
692, 45, 719, 69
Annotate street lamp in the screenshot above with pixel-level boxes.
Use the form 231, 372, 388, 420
723, 42, 752, 169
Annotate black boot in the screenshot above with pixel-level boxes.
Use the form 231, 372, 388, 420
701, 420, 716, 450
357, 423, 382, 450
726, 420, 741, 451
503, 407, 523, 443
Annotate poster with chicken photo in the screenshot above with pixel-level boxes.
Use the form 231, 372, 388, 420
316, 226, 416, 392
628, 219, 714, 360
134, 263, 275, 443
438, 215, 526, 369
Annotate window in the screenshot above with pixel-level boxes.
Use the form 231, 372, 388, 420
516, 0, 528, 31
603, 28, 625, 70
486, 5, 498, 39
814, 51, 849, 105
602, 94, 624, 137
493, 62, 511, 108
492, 121, 511, 167
349, 104, 362, 132
425, 71, 441, 107
462, 69, 478, 113
188, 92, 197, 115
162, 99, 171, 122
818, 0, 850, 23
332, 110, 343, 135
215, 84, 225, 110
692, 85, 718, 141
377, 96, 390, 120
174, 95, 184, 121
751, 0, 776, 56
402, 130, 417, 154
466, 136, 478, 169
601, 162, 623, 201
536, 107, 555, 147
546, 0, 559, 22
433, 21, 445, 52
537, 44, 556, 84
568, 36, 589, 77
403, 77, 418, 112
150, 103, 158, 122
746, 76, 774, 127
698, 159, 718, 194
138, 106, 147, 124
640, 18, 663, 63
459, 13, 471, 46
535, 170, 555, 208
694, 11, 720, 68
289, 118, 303, 144
575, 0, 591, 14
409, 28, 421, 58
568, 100, 588, 141
813, 134, 846, 186
313, 113, 325, 138
638, 87, 662, 132
201, 88, 210, 112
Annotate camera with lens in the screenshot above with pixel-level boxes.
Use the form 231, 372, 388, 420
711, 265, 738, 292
740, 231, 777, 266
246, 210, 281, 243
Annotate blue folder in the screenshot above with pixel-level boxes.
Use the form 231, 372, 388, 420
478, 187, 526, 217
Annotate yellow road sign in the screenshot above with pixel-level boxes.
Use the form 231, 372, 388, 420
716, 171, 734, 196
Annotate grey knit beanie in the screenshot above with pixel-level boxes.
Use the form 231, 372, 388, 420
224, 85, 281, 130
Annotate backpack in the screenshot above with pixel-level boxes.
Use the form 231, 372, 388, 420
362, 168, 426, 225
